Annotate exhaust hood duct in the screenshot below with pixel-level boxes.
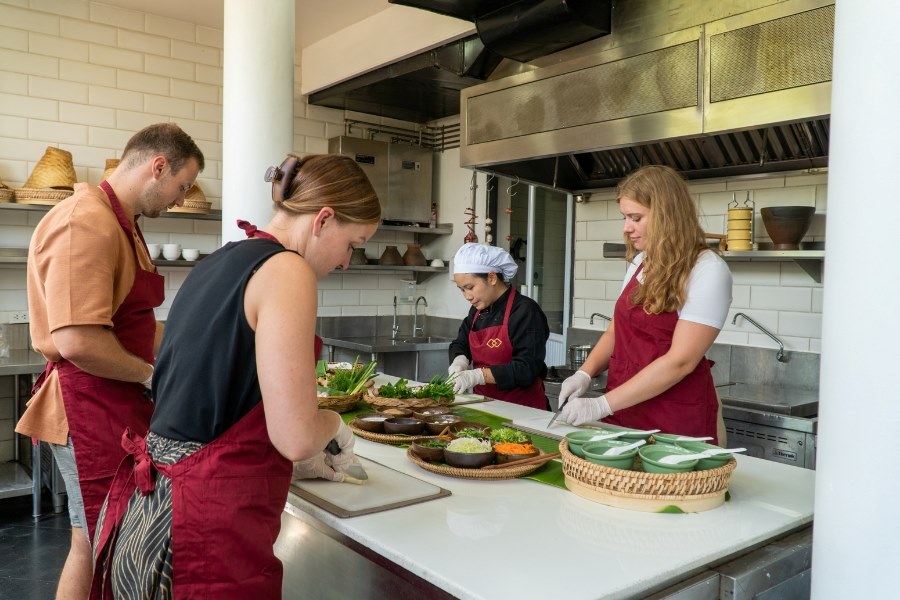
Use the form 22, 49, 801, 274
475, 0, 612, 62
460, 1, 835, 191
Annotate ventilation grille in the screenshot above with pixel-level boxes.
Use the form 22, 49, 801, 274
467, 41, 699, 145
710, 5, 834, 102
726, 425, 789, 445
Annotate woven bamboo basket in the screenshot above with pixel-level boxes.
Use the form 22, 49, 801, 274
0, 179, 12, 203
364, 393, 454, 411
24, 146, 76, 189
13, 187, 74, 205
560, 440, 736, 513
168, 184, 211, 214
101, 158, 120, 181
317, 391, 363, 413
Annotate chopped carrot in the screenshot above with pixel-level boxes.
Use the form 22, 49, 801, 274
494, 442, 536, 454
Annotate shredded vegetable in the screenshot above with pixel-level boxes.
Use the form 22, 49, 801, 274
446, 438, 492, 453
493, 442, 537, 455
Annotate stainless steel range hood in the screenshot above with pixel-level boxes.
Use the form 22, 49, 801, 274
460, 0, 835, 192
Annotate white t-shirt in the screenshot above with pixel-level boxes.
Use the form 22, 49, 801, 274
622, 250, 733, 329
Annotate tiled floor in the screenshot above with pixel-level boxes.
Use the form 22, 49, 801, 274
0, 493, 70, 599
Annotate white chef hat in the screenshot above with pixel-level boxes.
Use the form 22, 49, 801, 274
452, 243, 518, 281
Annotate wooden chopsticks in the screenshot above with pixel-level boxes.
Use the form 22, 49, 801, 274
481, 452, 561, 471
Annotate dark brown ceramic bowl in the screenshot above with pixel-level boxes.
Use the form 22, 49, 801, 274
382, 407, 414, 419
411, 439, 449, 462
447, 421, 492, 438
353, 412, 391, 433
423, 414, 463, 435
413, 406, 451, 420
383, 417, 425, 435
494, 446, 540, 465
443, 448, 495, 469
760, 206, 815, 250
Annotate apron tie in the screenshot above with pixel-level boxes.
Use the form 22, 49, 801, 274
120, 428, 155, 495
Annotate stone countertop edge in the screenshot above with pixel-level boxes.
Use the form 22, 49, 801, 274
320, 335, 453, 353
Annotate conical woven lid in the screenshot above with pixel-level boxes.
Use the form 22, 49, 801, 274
24, 146, 77, 189
185, 183, 207, 202
101, 158, 120, 182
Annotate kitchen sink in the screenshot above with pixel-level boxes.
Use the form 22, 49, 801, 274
400, 336, 453, 344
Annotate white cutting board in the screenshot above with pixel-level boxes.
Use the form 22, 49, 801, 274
290, 457, 450, 518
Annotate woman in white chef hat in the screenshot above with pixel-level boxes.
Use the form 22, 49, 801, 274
448, 243, 551, 410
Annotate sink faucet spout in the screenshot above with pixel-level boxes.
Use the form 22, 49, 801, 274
731, 312, 786, 362
589, 312, 611, 325
413, 296, 428, 336
392, 296, 400, 340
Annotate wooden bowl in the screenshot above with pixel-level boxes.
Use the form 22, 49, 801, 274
382, 407, 414, 418
494, 446, 540, 465
423, 414, 462, 435
411, 439, 448, 462
412, 406, 451, 420
443, 448, 495, 469
353, 412, 391, 433
383, 417, 425, 435
447, 421, 492, 438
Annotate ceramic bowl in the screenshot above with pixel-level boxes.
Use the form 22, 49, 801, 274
381, 407, 414, 419
181, 248, 200, 261
413, 406, 451, 420
638, 445, 698, 474
447, 421, 491, 438
603, 426, 656, 442
760, 206, 815, 250
675, 440, 732, 470
353, 412, 391, 433
146, 243, 161, 259
443, 447, 495, 469
581, 440, 639, 470
162, 243, 181, 260
650, 432, 701, 446
423, 414, 462, 435
564, 430, 620, 458
494, 444, 540, 465
411, 439, 449, 462
383, 417, 425, 435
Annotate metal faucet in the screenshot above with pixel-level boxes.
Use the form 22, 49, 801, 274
413, 296, 428, 336
392, 296, 400, 340
732, 312, 786, 362
589, 312, 611, 325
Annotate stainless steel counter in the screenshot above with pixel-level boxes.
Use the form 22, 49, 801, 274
717, 382, 818, 417
0, 349, 46, 375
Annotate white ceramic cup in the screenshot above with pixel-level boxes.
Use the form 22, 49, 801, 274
146, 243, 161, 260
182, 248, 200, 261
430, 259, 444, 267
162, 243, 182, 260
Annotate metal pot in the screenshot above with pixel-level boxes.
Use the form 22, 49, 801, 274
568, 344, 592, 368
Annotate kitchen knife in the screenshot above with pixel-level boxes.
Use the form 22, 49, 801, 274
325, 439, 369, 482
547, 398, 569, 428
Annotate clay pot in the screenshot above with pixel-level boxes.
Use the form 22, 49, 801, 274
402, 243, 427, 267
760, 206, 815, 250
350, 248, 368, 265
378, 245, 403, 266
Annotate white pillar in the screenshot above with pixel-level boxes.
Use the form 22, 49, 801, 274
812, 1, 900, 596
222, 0, 295, 243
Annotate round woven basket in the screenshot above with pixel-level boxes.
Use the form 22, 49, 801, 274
317, 391, 363, 413
348, 420, 447, 445
0, 179, 12, 203
101, 158, 120, 181
560, 439, 735, 497
364, 394, 454, 411
406, 447, 548, 480
13, 187, 74, 205
25, 146, 76, 189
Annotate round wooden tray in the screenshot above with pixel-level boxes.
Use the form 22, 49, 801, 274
348, 419, 445, 446
406, 447, 549, 480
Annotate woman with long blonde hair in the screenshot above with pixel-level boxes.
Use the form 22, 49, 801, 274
557, 165, 732, 441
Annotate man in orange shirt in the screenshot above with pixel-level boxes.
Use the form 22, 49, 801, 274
17, 122, 204, 599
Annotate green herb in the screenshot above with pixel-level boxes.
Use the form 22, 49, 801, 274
489, 427, 529, 444
454, 427, 488, 439
376, 375, 455, 400
316, 360, 328, 378
322, 359, 377, 394
657, 505, 685, 514
418, 440, 448, 448
377, 378, 415, 399
725, 490, 732, 502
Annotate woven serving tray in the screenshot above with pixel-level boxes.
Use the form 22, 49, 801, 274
317, 391, 363, 413
406, 447, 549, 480
560, 440, 736, 513
364, 393, 454, 411
14, 188, 74, 205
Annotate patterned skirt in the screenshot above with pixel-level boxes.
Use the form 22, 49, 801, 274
98, 432, 204, 600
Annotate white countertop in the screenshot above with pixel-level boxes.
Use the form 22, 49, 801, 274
285, 386, 816, 600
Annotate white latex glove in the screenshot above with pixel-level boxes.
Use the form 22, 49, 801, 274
556, 370, 592, 407
323, 421, 357, 474
448, 354, 470, 376
452, 368, 485, 394
558, 394, 614, 426
292, 453, 341, 482
141, 365, 154, 390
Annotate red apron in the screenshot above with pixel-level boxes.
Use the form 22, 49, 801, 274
35, 181, 162, 541
93, 223, 323, 598
470, 287, 547, 409
603, 265, 719, 443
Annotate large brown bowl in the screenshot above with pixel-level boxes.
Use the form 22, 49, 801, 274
443, 448, 495, 469
423, 414, 462, 435
411, 439, 449, 462
353, 412, 391, 433
760, 206, 815, 250
413, 406, 451, 420
383, 417, 425, 435
447, 421, 492, 438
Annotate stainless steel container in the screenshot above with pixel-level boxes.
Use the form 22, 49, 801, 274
568, 344, 592, 368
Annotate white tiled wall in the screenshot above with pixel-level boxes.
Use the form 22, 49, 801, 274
573, 171, 828, 354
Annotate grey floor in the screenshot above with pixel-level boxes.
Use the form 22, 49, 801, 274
0, 491, 70, 599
